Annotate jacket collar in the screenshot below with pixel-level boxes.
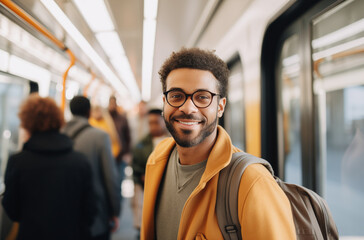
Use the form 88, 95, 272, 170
24, 131, 73, 153
142, 126, 240, 239
148, 125, 238, 185
61, 116, 89, 136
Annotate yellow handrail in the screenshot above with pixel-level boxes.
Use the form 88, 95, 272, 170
314, 48, 364, 79
62, 49, 76, 111
0, 0, 66, 50
0, 0, 77, 112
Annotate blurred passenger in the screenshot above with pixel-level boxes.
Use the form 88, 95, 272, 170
108, 96, 131, 199
129, 100, 149, 147
89, 105, 121, 158
141, 48, 296, 239
62, 96, 120, 240
2, 94, 96, 240
131, 109, 168, 237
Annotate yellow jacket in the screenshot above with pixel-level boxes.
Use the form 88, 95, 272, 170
141, 126, 296, 240
89, 118, 121, 158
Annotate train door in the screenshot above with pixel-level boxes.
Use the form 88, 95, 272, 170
263, 0, 364, 237
312, 0, 364, 236
224, 56, 246, 150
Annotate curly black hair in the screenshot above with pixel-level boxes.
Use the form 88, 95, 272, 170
158, 48, 229, 97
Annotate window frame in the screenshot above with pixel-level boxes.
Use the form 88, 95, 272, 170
261, 0, 343, 191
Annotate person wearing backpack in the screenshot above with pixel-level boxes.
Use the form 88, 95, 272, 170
140, 48, 296, 240
62, 96, 121, 240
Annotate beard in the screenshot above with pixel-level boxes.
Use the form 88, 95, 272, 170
164, 113, 218, 148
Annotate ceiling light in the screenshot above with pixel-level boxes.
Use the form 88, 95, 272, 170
73, 0, 114, 32
142, 19, 156, 101
110, 55, 139, 95
144, 0, 158, 19
41, 0, 140, 103
142, 0, 158, 102
96, 31, 125, 58
72, 0, 140, 103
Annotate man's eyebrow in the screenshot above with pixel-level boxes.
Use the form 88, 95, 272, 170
166, 87, 184, 92
166, 88, 211, 92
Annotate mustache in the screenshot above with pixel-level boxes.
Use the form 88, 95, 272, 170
171, 113, 204, 121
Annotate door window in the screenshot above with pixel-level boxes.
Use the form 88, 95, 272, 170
278, 34, 302, 185
225, 59, 245, 150
312, 0, 364, 236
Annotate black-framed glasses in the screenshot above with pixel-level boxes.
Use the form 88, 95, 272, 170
163, 89, 221, 108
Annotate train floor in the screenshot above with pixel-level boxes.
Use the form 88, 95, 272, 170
112, 196, 138, 240
112, 173, 139, 240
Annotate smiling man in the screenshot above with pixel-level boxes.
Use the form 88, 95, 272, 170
140, 48, 296, 240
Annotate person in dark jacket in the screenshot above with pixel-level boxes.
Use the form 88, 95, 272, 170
62, 96, 121, 240
2, 94, 96, 240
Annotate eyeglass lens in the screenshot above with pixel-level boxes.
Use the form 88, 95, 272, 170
166, 90, 213, 108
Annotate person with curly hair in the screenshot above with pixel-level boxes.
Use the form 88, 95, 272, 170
2, 94, 96, 240
140, 48, 296, 239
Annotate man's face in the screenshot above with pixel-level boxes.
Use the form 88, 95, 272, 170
148, 114, 166, 137
163, 68, 226, 148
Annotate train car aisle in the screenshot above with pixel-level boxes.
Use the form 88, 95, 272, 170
112, 167, 138, 240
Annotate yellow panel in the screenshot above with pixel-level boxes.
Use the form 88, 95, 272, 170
244, 79, 261, 157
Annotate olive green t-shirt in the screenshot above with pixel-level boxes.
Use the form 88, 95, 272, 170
155, 147, 207, 239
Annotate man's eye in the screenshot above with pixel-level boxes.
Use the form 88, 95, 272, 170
195, 94, 210, 100
169, 92, 184, 101
198, 95, 209, 99
171, 94, 183, 99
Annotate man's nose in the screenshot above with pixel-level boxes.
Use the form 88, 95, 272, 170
178, 96, 198, 114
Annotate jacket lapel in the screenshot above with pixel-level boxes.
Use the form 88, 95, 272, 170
141, 138, 176, 239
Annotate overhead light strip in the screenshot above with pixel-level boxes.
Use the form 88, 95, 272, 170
72, 0, 140, 102
142, 0, 158, 101
41, 0, 141, 102
73, 0, 114, 32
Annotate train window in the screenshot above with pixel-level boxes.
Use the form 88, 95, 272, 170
225, 57, 245, 150
277, 34, 302, 185
312, 0, 364, 236
0, 74, 27, 189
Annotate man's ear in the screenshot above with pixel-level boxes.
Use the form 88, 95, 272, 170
217, 97, 226, 118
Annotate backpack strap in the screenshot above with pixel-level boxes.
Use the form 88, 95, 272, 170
69, 124, 91, 141
216, 152, 273, 240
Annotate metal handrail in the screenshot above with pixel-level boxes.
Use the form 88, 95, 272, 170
0, 0, 104, 111
0, 0, 66, 50
313, 48, 364, 79
0, 0, 72, 112
62, 49, 76, 111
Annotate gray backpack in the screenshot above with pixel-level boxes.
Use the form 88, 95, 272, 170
216, 152, 339, 240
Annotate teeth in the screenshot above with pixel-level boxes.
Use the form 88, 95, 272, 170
178, 121, 198, 125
